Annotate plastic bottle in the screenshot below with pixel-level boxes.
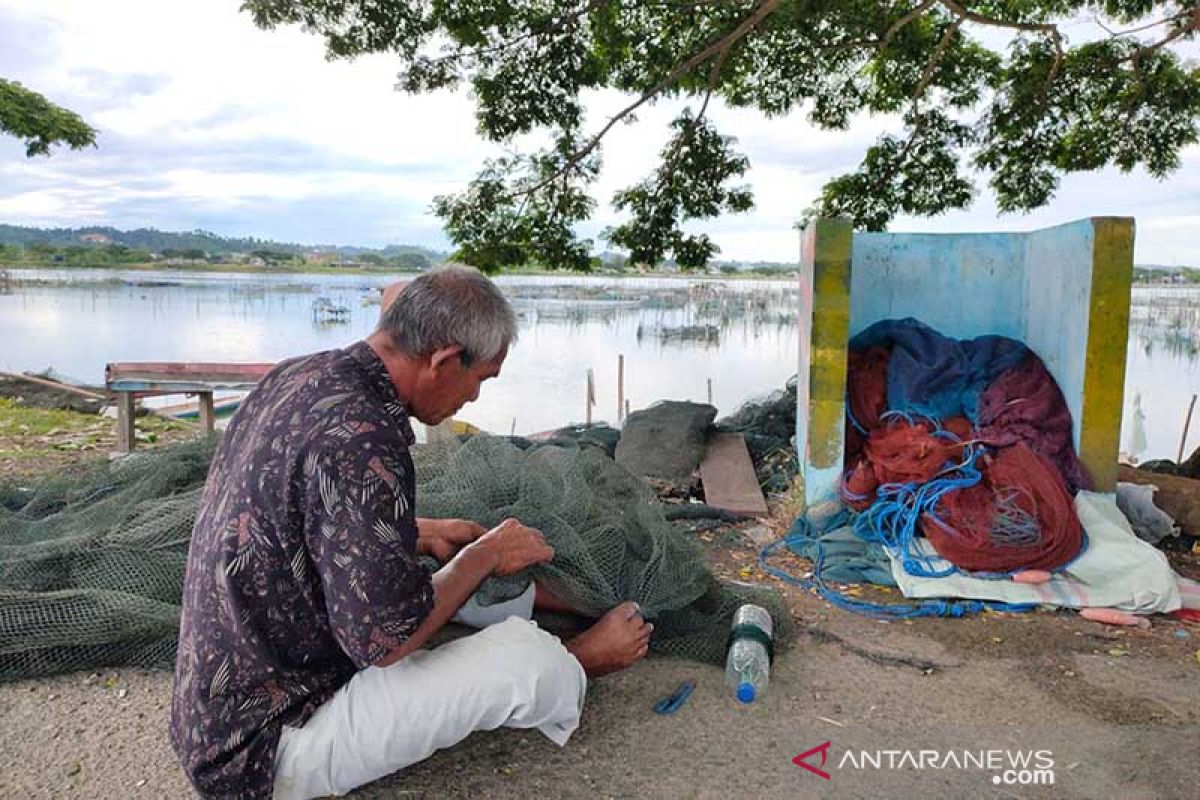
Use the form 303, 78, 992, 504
724, 603, 773, 703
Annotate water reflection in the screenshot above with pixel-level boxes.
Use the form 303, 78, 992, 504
1130, 291, 1200, 361
1124, 288, 1200, 462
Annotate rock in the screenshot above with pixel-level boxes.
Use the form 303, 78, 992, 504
741, 524, 776, 548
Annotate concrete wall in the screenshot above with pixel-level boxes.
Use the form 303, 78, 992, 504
797, 217, 1134, 508
1022, 221, 1098, 451
850, 232, 1027, 340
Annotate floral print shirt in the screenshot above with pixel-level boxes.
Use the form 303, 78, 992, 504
170, 341, 434, 798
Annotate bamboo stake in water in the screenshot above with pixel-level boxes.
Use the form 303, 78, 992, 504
617, 354, 625, 423
586, 369, 595, 425
1179, 393, 1198, 464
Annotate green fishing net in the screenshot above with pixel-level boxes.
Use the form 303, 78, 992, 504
415, 436, 789, 662
0, 441, 213, 682
0, 434, 789, 682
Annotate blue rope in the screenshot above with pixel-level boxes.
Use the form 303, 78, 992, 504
758, 510, 1038, 620
851, 443, 986, 578
846, 403, 869, 436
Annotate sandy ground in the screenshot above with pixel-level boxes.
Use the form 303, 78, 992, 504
1, 400, 1197, 798
1, 536, 1197, 800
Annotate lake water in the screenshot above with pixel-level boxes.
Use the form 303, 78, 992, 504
0, 268, 1197, 462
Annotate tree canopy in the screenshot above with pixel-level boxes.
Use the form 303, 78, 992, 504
0, 79, 97, 157
244, 1, 1200, 271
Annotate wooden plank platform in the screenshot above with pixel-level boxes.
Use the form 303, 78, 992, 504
699, 432, 768, 517
104, 361, 276, 452
105, 362, 274, 393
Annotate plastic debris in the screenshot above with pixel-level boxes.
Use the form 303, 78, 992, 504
1080, 608, 1152, 628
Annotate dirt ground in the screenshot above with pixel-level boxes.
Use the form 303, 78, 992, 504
1, 403, 1198, 799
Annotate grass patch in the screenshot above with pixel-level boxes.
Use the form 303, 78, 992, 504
0, 398, 190, 438
0, 397, 97, 436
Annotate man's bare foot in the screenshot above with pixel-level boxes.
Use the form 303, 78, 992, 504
566, 601, 652, 677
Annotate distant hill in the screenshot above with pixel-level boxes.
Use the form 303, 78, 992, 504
0, 224, 446, 261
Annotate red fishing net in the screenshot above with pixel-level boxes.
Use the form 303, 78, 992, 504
842, 336, 1087, 574
976, 354, 1092, 492
923, 444, 1083, 572
845, 346, 889, 460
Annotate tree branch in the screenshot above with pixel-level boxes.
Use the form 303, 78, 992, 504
937, 0, 1065, 85
1093, 12, 1186, 40
911, 18, 963, 102
505, 0, 781, 201
879, 0, 938, 51
1124, 7, 1200, 115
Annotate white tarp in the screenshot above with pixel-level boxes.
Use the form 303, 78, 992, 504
890, 492, 1184, 614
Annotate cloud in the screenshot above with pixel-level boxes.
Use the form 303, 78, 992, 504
0, 0, 1197, 264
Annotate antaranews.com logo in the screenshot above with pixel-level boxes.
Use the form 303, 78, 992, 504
794, 742, 1055, 786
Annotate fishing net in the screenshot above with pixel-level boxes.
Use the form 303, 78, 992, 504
840, 322, 1087, 577
923, 444, 1083, 573
415, 435, 790, 663
614, 401, 716, 487
0, 435, 789, 682
0, 441, 215, 682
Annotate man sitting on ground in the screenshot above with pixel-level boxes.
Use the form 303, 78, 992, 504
170, 266, 651, 800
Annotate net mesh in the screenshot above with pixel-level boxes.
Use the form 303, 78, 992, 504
0, 441, 214, 682
0, 435, 789, 681
613, 401, 717, 487
415, 436, 790, 662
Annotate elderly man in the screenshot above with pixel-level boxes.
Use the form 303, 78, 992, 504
171, 266, 651, 800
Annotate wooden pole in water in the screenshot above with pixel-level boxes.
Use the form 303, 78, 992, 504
707, 378, 713, 405
625, 399, 630, 420
1179, 394, 1198, 464
617, 354, 624, 423
586, 369, 595, 425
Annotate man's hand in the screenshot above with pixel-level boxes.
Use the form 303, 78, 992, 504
471, 518, 554, 576
417, 518, 487, 563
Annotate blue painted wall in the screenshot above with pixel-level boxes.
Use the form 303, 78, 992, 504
1022, 221, 1097, 450
850, 232, 1028, 340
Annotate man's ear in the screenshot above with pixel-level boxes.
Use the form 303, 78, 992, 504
429, 345, 465, 374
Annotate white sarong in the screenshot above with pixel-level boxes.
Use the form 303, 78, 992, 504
273, 587, 585, 799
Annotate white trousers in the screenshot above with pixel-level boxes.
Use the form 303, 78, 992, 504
273, 588, 586, 800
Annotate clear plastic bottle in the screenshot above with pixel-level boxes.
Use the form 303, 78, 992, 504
724, 603, 773, 703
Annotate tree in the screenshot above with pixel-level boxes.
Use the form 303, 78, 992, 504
0, 79, 97, 157
388, 251, 434, 271
244, 1, 1200, 271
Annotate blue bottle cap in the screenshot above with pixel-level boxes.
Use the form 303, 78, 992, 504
736, 682, 756, 704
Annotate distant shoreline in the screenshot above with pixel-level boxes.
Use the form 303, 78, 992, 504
0, 262, 798, 280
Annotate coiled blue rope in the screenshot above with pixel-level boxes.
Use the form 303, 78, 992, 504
851, 442, 985, 578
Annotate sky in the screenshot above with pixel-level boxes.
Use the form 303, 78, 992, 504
1, 0, 1197, 264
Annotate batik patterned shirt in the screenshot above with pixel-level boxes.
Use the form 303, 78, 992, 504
170, 341, 434, 798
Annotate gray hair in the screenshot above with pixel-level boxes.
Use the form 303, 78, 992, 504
377, 265, 517, 365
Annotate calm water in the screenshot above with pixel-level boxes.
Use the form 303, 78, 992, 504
0, 269, 1196, 461
0, 269, 797, 439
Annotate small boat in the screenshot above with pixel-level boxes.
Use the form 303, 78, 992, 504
156, 395, 244, 420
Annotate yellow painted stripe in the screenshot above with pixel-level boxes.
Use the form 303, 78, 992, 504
1079, 217, 1134, 492
808, 219, 853, 469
